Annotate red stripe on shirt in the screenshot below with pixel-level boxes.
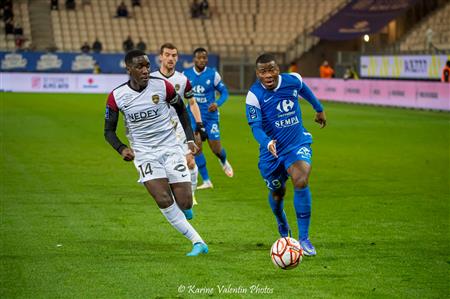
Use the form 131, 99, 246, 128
164, 80, 177, 102
106, 92, 118, 111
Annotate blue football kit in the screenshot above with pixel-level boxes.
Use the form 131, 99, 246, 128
184, 66, 231, 184
246, 72, 323, 189
183, 66, 229, 140
246, 72, 324, 253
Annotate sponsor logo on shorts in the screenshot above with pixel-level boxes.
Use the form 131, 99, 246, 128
210, 124, 219, 134
296, 147, 311, 159
174, 164, 187, 172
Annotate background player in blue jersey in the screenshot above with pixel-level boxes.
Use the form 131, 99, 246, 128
184, 48, 233, 189
245, 53, 326, 256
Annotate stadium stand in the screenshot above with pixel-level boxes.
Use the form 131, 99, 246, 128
2, 0, 448, 59
0, 0, 31, 51
47, 0, 344, 57
399, 1, 450, 52
51, 0, 206, 53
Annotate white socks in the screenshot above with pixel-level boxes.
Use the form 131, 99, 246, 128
190, 164, 198, 192
160, 202, 203, 244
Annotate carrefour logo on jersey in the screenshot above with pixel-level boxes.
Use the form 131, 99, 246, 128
192, 85, 205, 93
276, 99, 295, 113
126, 109, 159, 122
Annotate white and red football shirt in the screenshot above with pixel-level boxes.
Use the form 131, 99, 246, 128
106, 78, 179, 154
150, 70, 193, 121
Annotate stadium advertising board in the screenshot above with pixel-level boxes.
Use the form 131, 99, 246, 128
360, 55, 449, 79
0, 73, 128, 93
305, 78, 449, 111
2, 73, 448, 111
0, 51, 219, 73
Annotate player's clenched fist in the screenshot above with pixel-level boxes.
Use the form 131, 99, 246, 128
121, 147, 135, 161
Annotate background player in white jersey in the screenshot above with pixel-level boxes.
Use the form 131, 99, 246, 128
151, 43, 208, 204
104, 50, 208, 256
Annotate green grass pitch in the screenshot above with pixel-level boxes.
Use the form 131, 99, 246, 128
1, 92, 449, 298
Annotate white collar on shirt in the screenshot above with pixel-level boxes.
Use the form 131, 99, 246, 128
193, 66, 208, 75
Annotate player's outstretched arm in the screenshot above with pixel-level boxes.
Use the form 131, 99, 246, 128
299, 82, 326, 128
104, 106, 134, 161
211, 75, 229, 109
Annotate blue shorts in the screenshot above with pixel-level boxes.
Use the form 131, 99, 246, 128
259, 144, 312, 191
203, 119, 221, 140
191, 118, 221, 141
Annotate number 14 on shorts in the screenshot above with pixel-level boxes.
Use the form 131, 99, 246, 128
138, 162, 153, 177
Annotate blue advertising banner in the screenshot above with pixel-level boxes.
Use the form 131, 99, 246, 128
312, 0, 418, 40
0, 51, 219, 73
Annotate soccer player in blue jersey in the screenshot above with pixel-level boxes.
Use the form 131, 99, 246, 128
245, 54, 326, 256
183, 48, 233, 189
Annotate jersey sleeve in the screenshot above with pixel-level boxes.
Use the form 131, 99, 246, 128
213, 71, 222, 86
184, 78, 194, 99
214, 71, 229, 106
246, 90, 271, 149
104, 91, 127, 154
289, 72, 304, 90
163, 80, 178, 104
298, 81, 323, 112
289, 72, 323, 112
245, 91, 261, 124
106, 91, 119, 112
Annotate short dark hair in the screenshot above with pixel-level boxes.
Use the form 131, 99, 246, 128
193, 47, 208, 56
447, 60, 450, 68
125, 49, 146, 66
256, 53, 277, 65
160, 43, 177, 54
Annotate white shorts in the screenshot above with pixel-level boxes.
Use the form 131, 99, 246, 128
172, 117, 190, 155
133, 145, 190, 184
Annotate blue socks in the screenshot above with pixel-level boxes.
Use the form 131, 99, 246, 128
195, 149, 227, 181
195, 152, 210, 181
214, 148, 227, 164
268, 193, 288, 228
294, 186, 312, 241
183, 209, 193, 220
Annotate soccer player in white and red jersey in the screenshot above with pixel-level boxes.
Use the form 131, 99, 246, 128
151, 43, 207, 204
104, 50, 208, 256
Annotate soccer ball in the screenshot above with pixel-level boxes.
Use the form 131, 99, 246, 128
270, 237, 303, 270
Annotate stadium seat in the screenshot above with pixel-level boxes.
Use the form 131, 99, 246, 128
400, 2, 450, 52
